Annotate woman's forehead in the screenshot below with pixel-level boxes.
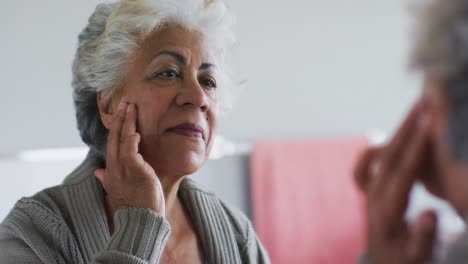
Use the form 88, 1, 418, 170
141, 25, 215, 63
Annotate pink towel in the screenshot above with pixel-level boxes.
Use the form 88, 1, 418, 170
251, 137, 368, 264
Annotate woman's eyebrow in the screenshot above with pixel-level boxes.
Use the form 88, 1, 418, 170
151, 50, 216, 69
200, 63, 216, 70
151, 50, 187, 64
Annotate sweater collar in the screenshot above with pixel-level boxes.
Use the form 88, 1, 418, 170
61, 151, 110, 263
61, 151, 241, 263
179, 179, 242, 264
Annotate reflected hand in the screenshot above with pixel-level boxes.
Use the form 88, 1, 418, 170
354, 98, 437, 264
94, 101, 165, 219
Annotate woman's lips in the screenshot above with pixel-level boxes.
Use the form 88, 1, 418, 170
167, 123, 205, 140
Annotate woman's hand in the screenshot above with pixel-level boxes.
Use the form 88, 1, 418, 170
354, 98, 438, 264
94, 101, 165, 218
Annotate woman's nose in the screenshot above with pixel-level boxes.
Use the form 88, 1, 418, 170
175, 76, 209, 112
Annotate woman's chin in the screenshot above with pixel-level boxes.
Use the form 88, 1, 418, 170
182, 153, 208, 172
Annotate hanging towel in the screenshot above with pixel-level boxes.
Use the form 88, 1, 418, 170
250, 136, 368, 264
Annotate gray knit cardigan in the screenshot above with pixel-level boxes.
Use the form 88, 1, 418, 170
0, 152, 270, 264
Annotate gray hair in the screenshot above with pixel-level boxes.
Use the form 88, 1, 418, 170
410, 0, 468, 160
72, 0, 235, 159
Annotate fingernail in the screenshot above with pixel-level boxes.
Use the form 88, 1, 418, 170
127, 104, 134, 112
118, 101, 126, 112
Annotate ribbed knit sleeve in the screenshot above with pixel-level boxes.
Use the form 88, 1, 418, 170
91, 207, 171, 264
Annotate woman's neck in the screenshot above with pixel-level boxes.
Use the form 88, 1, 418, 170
159, 175, 185, 217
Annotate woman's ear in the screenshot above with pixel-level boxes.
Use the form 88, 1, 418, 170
97, 93, 114, 129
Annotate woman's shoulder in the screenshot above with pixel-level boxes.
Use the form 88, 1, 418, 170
1, 184, 74, 242
2, 185, 69, 226
2, 152, 102, 230
0, 185, 80, 263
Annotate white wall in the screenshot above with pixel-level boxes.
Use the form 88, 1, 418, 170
0, 0, 464, 243
1, 1, 99, 153
0, 0, 424, 218
0, 159, 81, 219
0, 155, 251, 221
1, 0, 418, 153
224, 0, 420, 140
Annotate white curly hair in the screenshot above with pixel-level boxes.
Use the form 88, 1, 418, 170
72, 0, 236, 159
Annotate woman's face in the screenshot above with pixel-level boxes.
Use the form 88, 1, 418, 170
104, 25, 220, 178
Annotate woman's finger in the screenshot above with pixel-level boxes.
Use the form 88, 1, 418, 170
121, 104, 137, 140
107, 101, 128, 163
407, 210, 437, 263
379, 99, 426, 176
354, 147, 381, 194
119, 104, 146, 173
419, 141, 445, 199
120, 133, 143, 172
386, 111, 431, 223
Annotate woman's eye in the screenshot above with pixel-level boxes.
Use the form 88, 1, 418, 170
155, 69, 179, 79
200, 77, 217, 89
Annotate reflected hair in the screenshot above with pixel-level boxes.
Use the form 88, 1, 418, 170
72, 0, 236, 159
410, 0, 468, 160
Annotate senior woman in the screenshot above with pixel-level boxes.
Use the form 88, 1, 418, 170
0, 0, 269, 263
355, 0, 468, 263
